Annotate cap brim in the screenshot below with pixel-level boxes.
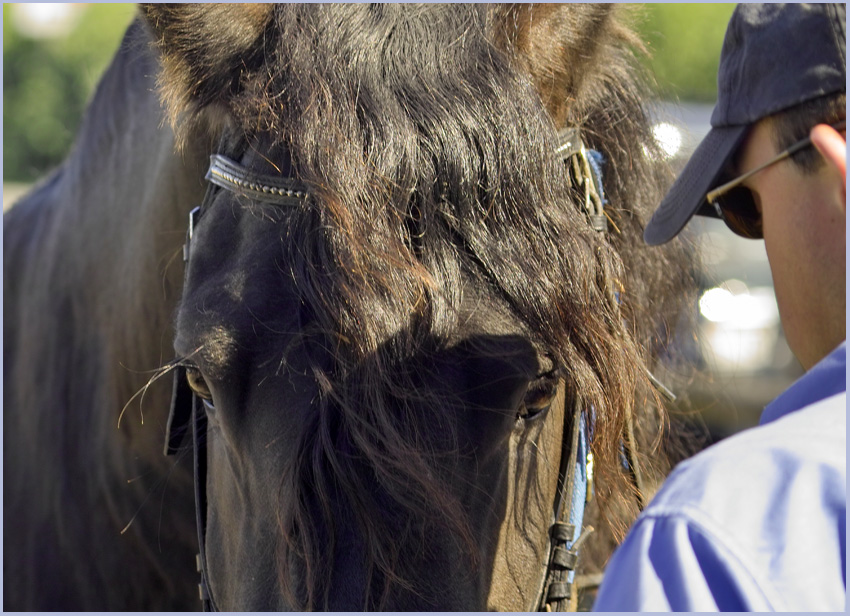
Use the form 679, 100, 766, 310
644, 124, 749, 245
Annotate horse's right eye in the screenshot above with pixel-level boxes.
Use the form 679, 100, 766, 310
517, 371, 559, 421
185, 367, 213, 401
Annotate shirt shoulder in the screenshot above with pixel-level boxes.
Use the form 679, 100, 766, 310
658, 391, 845, 509
593, 392, 846, 612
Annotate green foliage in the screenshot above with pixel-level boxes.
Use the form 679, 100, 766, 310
632, 3, 736, 102
3, 4, 135, 182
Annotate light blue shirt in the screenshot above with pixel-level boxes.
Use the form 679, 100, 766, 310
593, 342, 846, 612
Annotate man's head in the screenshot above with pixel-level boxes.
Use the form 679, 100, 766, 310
644, 3, 846, 369
736, 113, 845, 371
644, 3, 845, 245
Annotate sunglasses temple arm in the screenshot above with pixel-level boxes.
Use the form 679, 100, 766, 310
705, 120, 845, 205
705, 167, 760, 204
707, 142, 807, 203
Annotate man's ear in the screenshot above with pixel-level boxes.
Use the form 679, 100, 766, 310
811, 123, 846, 210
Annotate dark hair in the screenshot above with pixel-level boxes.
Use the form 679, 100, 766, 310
770, 92, 846, 172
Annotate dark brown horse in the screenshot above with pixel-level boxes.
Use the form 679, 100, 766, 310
3, 4, 696, 610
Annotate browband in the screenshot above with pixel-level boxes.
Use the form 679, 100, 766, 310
206, 154, 310, 206
205, 130, 610, 233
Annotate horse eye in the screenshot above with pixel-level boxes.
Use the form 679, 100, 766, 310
185, 367, 213, 401
517, 372, 559, 421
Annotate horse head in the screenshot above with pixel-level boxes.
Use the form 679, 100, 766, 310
140, 4, 695, 610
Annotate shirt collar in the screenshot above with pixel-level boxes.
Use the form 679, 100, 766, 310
760, 340, 846, 426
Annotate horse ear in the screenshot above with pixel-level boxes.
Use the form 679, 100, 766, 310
494, 4, 637, 127
139, 3, 274, 130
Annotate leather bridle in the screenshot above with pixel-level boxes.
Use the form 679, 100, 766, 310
164, 129, 637, 611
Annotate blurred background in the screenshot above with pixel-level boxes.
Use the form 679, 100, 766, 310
633, 4, 804, 442
3, 4, 802, 441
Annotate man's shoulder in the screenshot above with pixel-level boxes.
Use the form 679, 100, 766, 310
761, 341, 846, 423
639, 391, 846, 586
640, 391, 846, 561
655, 390, 846, 513
594, 391, 847, 611
707, 389, 845, 465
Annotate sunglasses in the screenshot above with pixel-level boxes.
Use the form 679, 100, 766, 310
704, 119, 846, 239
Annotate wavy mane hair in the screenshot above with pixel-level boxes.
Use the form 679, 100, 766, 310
145, 3, 696, 609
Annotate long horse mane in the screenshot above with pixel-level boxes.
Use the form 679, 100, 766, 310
144, 4, 696, 609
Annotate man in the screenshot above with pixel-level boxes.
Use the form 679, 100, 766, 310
594, 4, 845, 611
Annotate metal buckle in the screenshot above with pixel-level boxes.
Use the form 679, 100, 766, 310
558, 128, 609, 234
573, 146, 608, 233
183, 206, 201, 263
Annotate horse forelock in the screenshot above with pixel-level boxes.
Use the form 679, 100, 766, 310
147, 3, 697, 609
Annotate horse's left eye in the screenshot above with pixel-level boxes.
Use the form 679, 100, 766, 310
185, 367, 213, 401
517, 372, 559, 420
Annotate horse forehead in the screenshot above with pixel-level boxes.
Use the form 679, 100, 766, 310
175, 200, 301, 370
178, 187, 538, 368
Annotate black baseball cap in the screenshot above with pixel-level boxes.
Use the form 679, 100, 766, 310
644, 3, 846, 246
